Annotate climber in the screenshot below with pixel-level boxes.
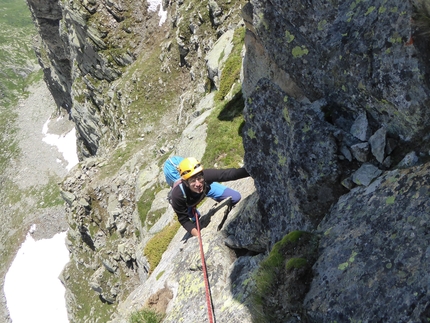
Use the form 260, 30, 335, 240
170, 157, 250, 237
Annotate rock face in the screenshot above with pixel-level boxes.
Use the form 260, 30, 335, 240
242, 0, 428, 227
304, 163, 430, 322
244, 0, 430, 145
25, 0, 430, 322
25, 0, 72, 111
243, 78, 345, 243
26, 0, 149, 158
240, 0, 430, 321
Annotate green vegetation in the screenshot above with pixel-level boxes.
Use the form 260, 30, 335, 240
137, 188, 156, 225
63, 255, 114, 322
214, 55, 242, 101
137, 187, 166, 229
285, 257, 308, 270
156, 270, 165, 280
202, 27, 246, 169
144, 221, 180, 273
0, 0, 39, 173
129, 308, 164, 323
202, 92, 245, 169
253, 231, 307, 303
214, 27, 245, 101
250, 230, 318, 321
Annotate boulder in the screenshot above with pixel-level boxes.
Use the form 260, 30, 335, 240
369, 127, 387, 163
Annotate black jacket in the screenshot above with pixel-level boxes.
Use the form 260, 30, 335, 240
171, 168, 249, 234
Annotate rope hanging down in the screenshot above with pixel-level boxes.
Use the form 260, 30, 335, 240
193, 207, 215, 323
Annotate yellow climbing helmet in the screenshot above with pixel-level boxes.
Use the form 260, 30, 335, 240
178, 157, 204, 180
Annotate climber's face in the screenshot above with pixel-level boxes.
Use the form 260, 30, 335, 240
187, 172, 204, 194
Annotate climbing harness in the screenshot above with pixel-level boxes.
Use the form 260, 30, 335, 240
193, 207, 216, 323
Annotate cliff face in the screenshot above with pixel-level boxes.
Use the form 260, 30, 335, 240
26, 0, 249, 321
242, 0, 430, 245
26, 0, 430, 322
241, 0, 430, 321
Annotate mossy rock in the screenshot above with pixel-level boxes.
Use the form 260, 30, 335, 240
285, 257, 308, 271
250, 230, 319, 322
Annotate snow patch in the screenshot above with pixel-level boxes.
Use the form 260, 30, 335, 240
147, 0, 167, 26
4, 228, 69, 323
42, 118, 79, 171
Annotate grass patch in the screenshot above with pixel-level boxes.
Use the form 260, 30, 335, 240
285, 257, 308, 270
249, 231, 318, 321
201, 27, 246, 169
129, 308, 164, 323
214, 55, 242, 101
156, 270, 165, 281
146, 207, 167, 229
144, 221, 180, 273
63, 254, 115, 322
137, 189, 157, 226
214, 27, 245, 101
201, 89, 245, 169
252, 232, 308, 308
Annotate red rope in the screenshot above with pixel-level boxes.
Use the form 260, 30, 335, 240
193, 207, 215, 323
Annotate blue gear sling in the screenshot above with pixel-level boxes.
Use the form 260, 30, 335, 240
163, 156, 186, 203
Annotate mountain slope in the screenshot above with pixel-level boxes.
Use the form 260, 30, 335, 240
24, 0, 430, 322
